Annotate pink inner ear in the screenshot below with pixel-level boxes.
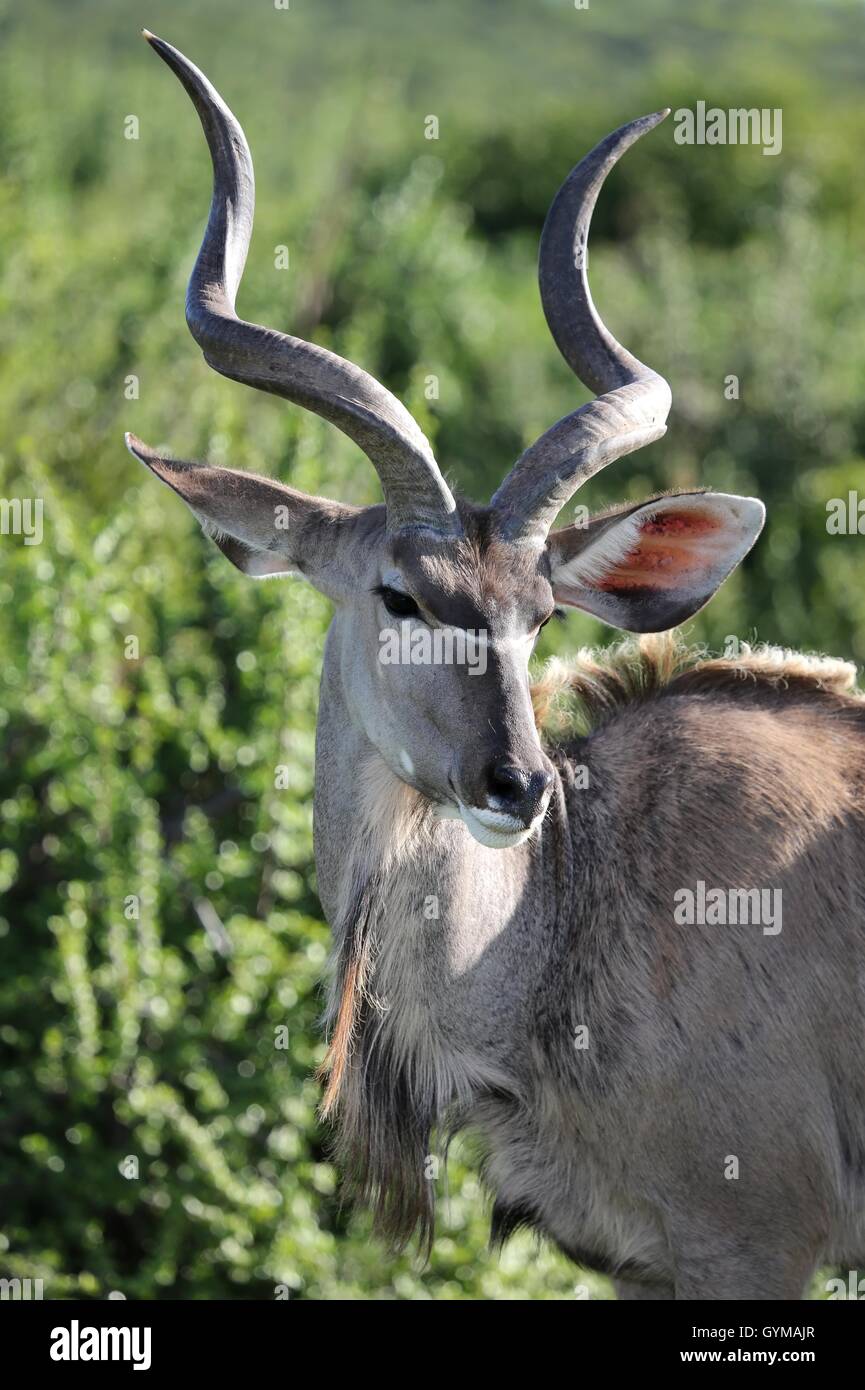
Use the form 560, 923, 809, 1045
598, 506, 724, 592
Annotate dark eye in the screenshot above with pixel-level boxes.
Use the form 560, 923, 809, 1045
377, 585, 420, 619
538, 607, 565, 630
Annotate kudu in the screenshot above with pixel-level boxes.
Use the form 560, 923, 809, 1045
129, 34, 865, 1299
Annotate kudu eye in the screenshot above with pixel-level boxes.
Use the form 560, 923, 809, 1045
538, 607, 565, 631
376, 585, 420, 619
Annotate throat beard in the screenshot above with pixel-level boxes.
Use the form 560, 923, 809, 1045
317, 765, 443, 1249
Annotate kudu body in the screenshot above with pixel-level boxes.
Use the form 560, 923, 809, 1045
129, 34, 865, 1299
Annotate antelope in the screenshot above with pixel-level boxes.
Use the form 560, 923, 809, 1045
128, 33, 865, 1300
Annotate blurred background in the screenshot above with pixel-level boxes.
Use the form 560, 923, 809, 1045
1, 0, 864, 1299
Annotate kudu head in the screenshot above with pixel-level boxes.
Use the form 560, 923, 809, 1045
128, 33, 765, 849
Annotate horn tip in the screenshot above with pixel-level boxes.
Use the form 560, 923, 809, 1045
644, 108, 671, 130
141, 29, 172, 60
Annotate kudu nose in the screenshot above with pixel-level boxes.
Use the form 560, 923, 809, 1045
485, 760, 554, 828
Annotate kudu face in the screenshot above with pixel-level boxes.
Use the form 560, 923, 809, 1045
128, 33, 766, 851
329, 519, 556, 847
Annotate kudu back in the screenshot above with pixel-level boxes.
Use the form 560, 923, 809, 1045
129, 33, 865, 1299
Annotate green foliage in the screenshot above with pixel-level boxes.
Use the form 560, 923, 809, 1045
1, 0, 861, 1298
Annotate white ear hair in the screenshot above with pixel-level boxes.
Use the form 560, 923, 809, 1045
550, 507, 647, 591
547, 491, 766, 634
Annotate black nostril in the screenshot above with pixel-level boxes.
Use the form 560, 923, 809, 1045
487, 761, 528, 803
485, 761, 554, 826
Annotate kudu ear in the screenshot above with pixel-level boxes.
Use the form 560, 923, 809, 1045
547, 491, 765, 632
126, 434, 359, 596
